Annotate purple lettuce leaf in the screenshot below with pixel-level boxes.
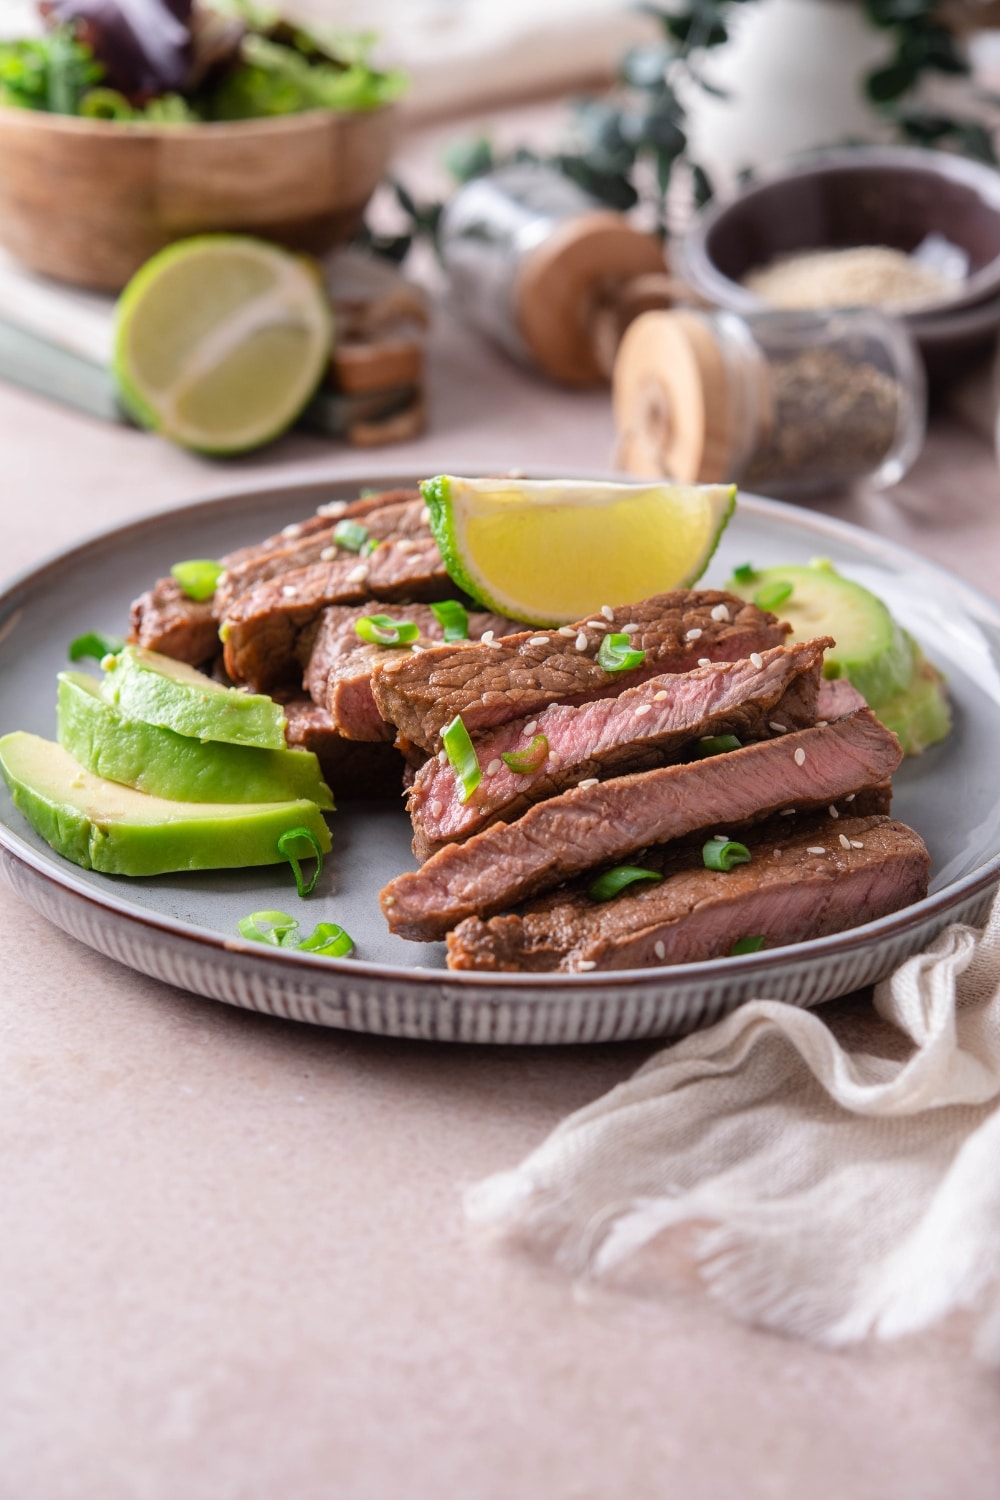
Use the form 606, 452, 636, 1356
39, 0, 195, 100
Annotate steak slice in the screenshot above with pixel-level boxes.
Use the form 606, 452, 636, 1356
380, 707, 903, 940
818, 677, 868, 720
221, 536, 451, 692
409, 638, 831, 858
128, 488, 418, 664
445, 814, 929, 972
371, 591, 788, 754
279, 697, 403, 799
214, 491, 426, 616
129, 576, 219, 668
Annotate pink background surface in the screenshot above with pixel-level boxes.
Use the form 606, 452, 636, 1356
3, 286, 1000, 1496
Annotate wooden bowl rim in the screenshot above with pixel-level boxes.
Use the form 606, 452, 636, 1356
0, 101, 395, 142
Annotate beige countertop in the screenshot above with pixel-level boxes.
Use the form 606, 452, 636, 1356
3, 295, 1000, 1499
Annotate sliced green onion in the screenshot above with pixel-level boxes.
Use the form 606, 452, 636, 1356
238, 910, 300, 946
597, 632, 647, 673
333, 519, 369, 553
170, 559, 224, 602
68, 631, 125, 664
355, 614, 420, 648
731, 935, 766, 955
695, 734, 743, 758
430, 599, 470, 642
277, 826, 324, 897
442, 714, 481, 803
501, 734, 549, 775
298, 922, 355, 958
732, 563, 757, 584
754, 579, 794, 611
703, 838, 752, 872
588, 865, 664, 902
361, 537, 381, 557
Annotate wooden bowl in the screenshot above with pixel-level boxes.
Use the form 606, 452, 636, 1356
0, 104, 397, 291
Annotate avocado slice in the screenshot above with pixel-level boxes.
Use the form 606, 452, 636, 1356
58, 672, 333, 809
872, 644, 951, 757
100, 645, 287, 750
0, 732, 331, 877
726, 562, 915, 707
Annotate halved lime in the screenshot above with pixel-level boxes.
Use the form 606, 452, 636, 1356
421, 476, 737, 626
113, 235, 332, 455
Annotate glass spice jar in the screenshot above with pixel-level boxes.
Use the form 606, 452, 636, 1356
612, 306, 926, 496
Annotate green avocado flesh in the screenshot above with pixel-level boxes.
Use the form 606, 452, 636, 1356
58, 672, 333, 809
726, 562, 914, 707
101, 645, 287, 749
0, 732, 331, 877
872, 645, 952, 757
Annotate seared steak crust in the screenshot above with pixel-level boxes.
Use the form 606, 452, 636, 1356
128, 487, 419, 664
445, 814, 929, 972
409, 638, 830, 858
221, 536, 452, 692
371, 591, 788, 754
380, 708, 904, 940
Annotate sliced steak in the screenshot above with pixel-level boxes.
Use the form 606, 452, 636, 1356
371, 591, 788, 754
129, 576, 219, 668
818, 676, 868, 720
221, 536, 452, 692
380, 707, 903, 940
304, 603, 520, 733
410, 638, 831, 858
214, 492, 426, 616
279, 697, 403, 799
445, 814, 929, 972
128, 488, 418, 663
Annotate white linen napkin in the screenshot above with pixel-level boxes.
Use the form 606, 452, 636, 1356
466, 888, 1000, 1360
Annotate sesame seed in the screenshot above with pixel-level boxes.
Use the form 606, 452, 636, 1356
698, 658, 711, 668
438, 749, 448, 764
794, 747, 806, 766
420, 505, 431, 525
713, 834, 728, 842
281, 523, 301, 538
487, 758, 502, 775
851, 840, 864, 849
395, 538, 417, 554
685, 627, 703, 641
409, 644, 424, 654
816, 720, 829, 728
769, 722, 787, 734
548, 752, 561, 767
844, 793, 856, 802
710, 603, 730, 623
773, 849, 782, 858
578, 778, 599, 789
807, 846, 826, 855
481, 631, 494, 644
316, 499, 348, 517
601, 604, 615, 621
558, 625, 576, 637
587, 621, 608, 631
622, 623, 640, 635
839, 833, 852, 850
828, 805, 840, 819
281, 586, 297, 598
319, 546, 338, 561
576, 631, 588, 651
653, 690, 668, 701
635, 703, 652, 717
383, 894, 396, 906
487, 639, 503, 649
346, 564, 369, 585
430, 799, 443, 818
779, 808, 796, 816
577, 960, 597, 971
750, 652, 763, 669
654, 940, 666, 961
524, 721, 538, 735
528, 635, 550, 646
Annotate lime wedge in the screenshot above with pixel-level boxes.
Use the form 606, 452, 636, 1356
113, 235, 332, 454
421, 476, 737, 626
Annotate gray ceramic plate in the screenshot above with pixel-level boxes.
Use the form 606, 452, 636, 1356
1, 470, 998, 1043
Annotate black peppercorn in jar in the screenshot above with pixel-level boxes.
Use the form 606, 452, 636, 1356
612, 307, 926, 496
